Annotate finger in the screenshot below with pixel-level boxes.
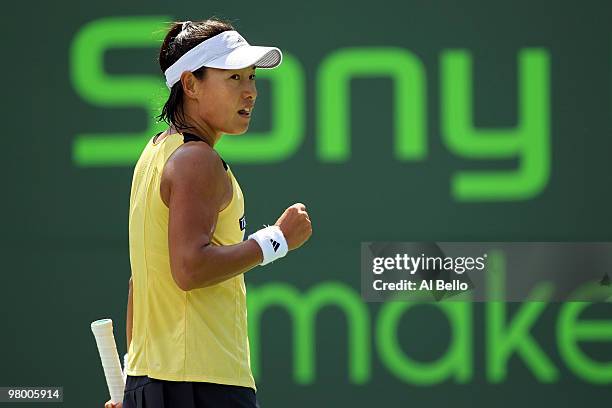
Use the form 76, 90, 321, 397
293, 203, 306, 211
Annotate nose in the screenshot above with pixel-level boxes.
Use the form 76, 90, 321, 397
243, 80, 257, 101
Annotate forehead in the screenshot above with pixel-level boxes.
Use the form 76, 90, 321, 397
210, 65, 256, 74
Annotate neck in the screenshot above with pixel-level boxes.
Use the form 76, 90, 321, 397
179, 108, 221, 147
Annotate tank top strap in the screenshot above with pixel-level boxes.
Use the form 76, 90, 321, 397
182, 132, 228, 171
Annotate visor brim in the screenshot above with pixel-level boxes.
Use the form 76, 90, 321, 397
204, 45, 283, 70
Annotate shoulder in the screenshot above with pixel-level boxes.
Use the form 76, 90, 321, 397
164, 142, 226, 183
159, 141, 229, 209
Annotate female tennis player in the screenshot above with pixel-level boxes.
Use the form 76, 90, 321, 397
104, 18, 312, 408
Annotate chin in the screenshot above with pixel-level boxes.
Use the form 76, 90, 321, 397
225, 127, 249, 136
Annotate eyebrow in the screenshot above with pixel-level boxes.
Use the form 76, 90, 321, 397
226, 67, 256, 74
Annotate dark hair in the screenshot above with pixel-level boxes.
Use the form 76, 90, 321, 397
156, 18, 235, 131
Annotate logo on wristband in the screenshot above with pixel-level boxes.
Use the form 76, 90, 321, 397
270, 239, 281, 252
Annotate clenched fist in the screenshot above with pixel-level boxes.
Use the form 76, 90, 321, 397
275, 203, 312, 250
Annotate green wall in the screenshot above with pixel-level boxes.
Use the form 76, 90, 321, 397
2, 0, 612, 406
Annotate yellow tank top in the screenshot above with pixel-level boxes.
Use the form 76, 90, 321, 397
125, 132, 255, 390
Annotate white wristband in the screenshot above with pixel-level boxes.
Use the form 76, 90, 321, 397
248, 225, 289, 266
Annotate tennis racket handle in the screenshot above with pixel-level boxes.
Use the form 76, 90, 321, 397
91, 319, 125, 404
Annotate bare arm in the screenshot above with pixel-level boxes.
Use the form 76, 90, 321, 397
164, 144, 263, 291
126, 277, 133, 351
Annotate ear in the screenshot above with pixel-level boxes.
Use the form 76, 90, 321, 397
180, 71, 199, 99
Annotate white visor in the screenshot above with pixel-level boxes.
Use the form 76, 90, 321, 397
164, 30, 282, 89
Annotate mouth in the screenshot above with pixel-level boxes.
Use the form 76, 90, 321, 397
237, 107, 252, 118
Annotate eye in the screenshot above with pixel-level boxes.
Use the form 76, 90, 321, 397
230, 74, 240, 80
249, 74, 256, 80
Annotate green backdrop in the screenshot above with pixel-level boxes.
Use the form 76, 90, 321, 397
3, 0, 612, 406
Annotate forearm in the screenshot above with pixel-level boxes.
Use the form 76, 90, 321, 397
185, 239, 263, 290
126, 277, 133, 351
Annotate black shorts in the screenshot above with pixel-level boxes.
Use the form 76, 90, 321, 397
123, 375, 260, 408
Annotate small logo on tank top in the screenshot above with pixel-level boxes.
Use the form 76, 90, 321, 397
239, 215, 246, 231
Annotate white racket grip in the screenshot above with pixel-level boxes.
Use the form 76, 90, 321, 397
91, 319, 125, 404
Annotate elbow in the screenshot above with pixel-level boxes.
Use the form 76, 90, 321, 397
169, 258, 193, 291
174, 268, 194, 292
174, 259, 209, 291
170, 250, 197, 291
171, 246, 215, 291
176, 267, 216, 291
